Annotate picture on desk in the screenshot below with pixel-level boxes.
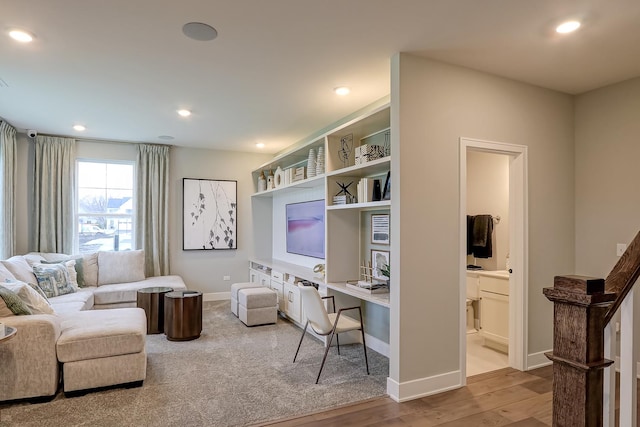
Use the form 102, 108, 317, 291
371, 250, 390, 280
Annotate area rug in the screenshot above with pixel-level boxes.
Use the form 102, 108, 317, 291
0, 301, 388, 426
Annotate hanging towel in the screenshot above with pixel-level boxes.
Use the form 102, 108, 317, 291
471, 214, 493, 258
466, 215, 474, 255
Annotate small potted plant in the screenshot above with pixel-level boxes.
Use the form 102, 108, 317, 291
381, 263, 390, 287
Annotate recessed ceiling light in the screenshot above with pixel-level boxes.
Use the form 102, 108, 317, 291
73, 124, 86, 131
182, 22, 218, 41
556, 21, 581, 34
334, 86, 350, 96
256, 143, 265, 149
158, 135, 175, 140
177, 109, 191, 117
9, 30, 34, 43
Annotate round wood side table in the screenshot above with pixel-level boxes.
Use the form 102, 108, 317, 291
137, 286, 174, 334
163, 290, 203, 341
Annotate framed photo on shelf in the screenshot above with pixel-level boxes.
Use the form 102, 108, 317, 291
183, 178, 237, 250
382, 171, 391, 200
371, 214, 390, 245
371, 249, 390, 280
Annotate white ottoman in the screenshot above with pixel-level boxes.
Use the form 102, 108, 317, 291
230, 282, 262, 317
238, 287, 278, 326
56, 308, 147, 393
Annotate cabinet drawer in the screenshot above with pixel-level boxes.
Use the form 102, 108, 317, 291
271, 270, 283, 282
479, 276, 509, 295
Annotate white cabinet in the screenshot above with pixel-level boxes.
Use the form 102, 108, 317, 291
478, 274, 509, 353
270, 270, 285, 312
283, 282, 301, 324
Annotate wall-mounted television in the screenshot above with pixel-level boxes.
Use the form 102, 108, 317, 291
286, 199, 325, 259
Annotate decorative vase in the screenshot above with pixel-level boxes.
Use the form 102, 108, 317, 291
267, 170, 274, 189
307, 149, 316, 178
258, 171, 267, 192
316, 146, 325, 175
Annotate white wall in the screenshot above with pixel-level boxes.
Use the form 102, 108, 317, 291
467, 151, 510, 271
170, 146, 271, 295
390, 54, 574, 391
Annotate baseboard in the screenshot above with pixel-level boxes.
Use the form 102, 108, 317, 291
203, 292, 230, 301
527, 350, 552, 370
386, 370, 461, 402
365, 333, 389, 358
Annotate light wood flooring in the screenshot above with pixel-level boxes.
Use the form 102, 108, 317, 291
263, 366, 554, 426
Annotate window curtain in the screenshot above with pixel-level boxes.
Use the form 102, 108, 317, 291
0, 121, 16, 258
136, 144, 170, 277
32, 136, 76, 253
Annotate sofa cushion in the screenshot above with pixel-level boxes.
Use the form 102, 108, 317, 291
1, 256, 36, 283
2, 281, 54, 315
0, 263, 17, 283
0, 284, 32, 315
97, 250, 145, 286
50, 288, 94, 313
42, 259, 79, 289
56, 308, 146, 363
32, 263, 76, 298
92, 275, 186, 306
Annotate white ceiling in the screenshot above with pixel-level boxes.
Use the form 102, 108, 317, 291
2, 0, 640, 153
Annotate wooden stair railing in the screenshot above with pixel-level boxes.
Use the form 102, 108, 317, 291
543, 230, 640, 426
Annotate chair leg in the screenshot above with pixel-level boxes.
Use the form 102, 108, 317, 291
316, 328, 337, 384
293, 321, 309, 363
360, 326, 370, 375
336, 334, 340, 355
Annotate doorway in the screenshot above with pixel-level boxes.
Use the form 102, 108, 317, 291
459, 138, 528, 383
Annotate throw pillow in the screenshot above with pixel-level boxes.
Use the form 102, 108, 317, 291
81, 252, 98, 286
1, 256, 37, 283
97, 250, 145, 285
67, 255, 87, 287
32, 263, 76, 298
3, 281, 54, 315
42, 259, 79, 290
0, 284, 33, 315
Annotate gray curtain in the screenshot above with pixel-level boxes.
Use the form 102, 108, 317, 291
0, 121, 16, 258
136, 144, 170, 277
32, 136, 76, 253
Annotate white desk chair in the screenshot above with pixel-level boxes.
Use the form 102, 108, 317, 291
293, 285, 369, 384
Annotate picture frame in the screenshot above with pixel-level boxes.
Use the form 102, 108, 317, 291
371, 249, 390, 280
382, 171, 391, 200
371, 213, 390, 245
183, 178, 237, 250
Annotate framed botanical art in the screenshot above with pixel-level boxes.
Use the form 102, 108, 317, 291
371, 249, 390, 280
371, 213, 390, 245
183, 178, 237, 250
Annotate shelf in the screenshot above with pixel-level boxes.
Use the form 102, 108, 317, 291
326, 200, 390, 211
252, 174, 325, 198
324, 281, 390, 308
327, 156, 390, 179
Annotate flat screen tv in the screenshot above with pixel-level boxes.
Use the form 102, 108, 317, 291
286, 199, 325, 259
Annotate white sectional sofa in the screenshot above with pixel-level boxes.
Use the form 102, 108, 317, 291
0, 250, 187, 402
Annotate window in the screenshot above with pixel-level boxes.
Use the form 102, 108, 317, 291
76, 160, 135, 254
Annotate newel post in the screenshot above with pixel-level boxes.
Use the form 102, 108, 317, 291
543, 275, 616, 427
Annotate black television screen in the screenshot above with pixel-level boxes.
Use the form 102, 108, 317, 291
286, 199, 325, 259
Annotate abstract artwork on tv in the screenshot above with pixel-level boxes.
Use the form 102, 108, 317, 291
286, 199, 325, 259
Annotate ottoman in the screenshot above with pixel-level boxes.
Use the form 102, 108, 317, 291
56, 308, 147, 393
230, 282, 262, 317
238, 287, 278, 326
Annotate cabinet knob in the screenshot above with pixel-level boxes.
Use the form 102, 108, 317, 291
508, 269, 513, 274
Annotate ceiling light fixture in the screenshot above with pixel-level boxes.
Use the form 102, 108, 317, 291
73, 124, 86, 131
9, 29, 34, 43
177, 109, 191, 117
556, 20, 581, 34
158, 135, 175, 140
256, 142, 265, 149
334, 86, 350, 96
182, 22, 218, 41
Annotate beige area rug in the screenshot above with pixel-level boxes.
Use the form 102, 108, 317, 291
0, 301, 388, 426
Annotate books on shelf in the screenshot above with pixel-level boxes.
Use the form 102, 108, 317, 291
356, 177, 383, 203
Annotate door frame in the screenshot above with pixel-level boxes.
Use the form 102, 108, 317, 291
459, 137, 529, 382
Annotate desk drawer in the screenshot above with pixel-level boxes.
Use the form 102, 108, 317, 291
271, 270, 283, 282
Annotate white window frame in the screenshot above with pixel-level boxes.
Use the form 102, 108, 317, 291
75, 158, 136, 253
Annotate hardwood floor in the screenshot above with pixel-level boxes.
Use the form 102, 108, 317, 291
262, 366, 553, 426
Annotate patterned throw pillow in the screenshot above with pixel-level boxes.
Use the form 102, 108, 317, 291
0, 284, 32, 316
3, 280, 54, 314
32, 263, 76, 298
42, 260, 79, 289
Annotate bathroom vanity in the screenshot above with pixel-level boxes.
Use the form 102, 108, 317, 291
466, 270, 510, 353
